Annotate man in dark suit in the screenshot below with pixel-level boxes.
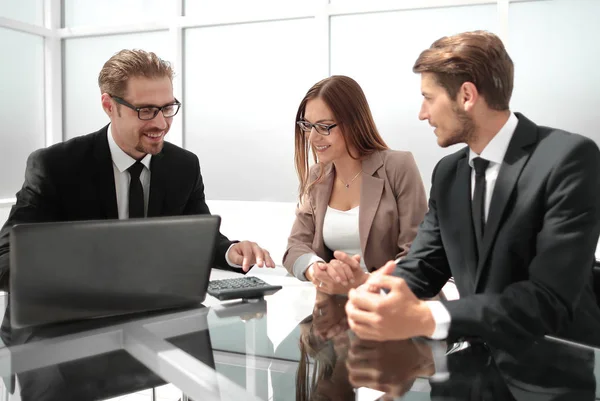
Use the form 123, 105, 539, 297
0, 49, 275, 292
344, 31, 600, 348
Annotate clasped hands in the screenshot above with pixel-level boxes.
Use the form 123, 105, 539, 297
305, 250, 369, 294
312, 292, 349, 340
346, 337, 436, 397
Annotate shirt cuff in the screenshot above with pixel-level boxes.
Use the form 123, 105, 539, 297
425, 301, 451, 340
224, 243, 243, 269
292, 253, 325, 281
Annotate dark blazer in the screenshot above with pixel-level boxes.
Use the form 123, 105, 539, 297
0, 125, 238, 291
394, 113, 600, 347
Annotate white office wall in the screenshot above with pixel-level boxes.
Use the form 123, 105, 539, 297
63, 32, 171, 140
0, 27, 45, 199
184, 19, 321, 201
330, 4, 498, 193
0, 0, 44, 25
0, 205, 11, 226
509, 0, 600, 145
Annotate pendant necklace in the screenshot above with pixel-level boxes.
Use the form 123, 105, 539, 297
339, 170, 362, 188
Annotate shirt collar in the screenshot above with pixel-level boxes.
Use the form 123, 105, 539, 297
469, 112, 518, 167
107, 125, 152, 173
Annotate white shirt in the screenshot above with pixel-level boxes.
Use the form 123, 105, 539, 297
468, 112, 519, 221
323, 206, 367, 271
107, 128, 241, 268
426, 112, 519, 340
107, 127, 152, 219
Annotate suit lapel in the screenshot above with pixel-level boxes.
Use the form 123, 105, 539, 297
454, 152, 479, 286
359, 153, 384, 258
475, 113, 538, 289
147, 151, 166, 217
91, 127, 118, 219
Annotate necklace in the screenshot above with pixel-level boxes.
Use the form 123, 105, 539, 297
339, 170, 362, 189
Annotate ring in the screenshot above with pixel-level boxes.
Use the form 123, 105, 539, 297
318, 308, 323, 316
319, 281, 324, 288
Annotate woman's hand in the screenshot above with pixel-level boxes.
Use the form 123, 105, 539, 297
307, 254, 369, 294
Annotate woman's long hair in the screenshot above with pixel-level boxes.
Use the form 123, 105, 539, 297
294, 76, 388, 201
296, 315, 335, 401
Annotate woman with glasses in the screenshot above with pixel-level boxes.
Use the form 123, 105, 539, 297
283, 75, 428, 294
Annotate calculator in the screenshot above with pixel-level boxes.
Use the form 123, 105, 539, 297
207, 276, 282, 301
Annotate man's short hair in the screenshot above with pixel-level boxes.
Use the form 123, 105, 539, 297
413, 30, 514, 110
98, 49, 174, 98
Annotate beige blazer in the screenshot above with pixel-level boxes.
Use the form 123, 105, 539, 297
283, 150, 428, 279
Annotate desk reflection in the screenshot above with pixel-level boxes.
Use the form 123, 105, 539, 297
292, 291, 598, 401
296, 292, 353, 401
2, 306, 215, 401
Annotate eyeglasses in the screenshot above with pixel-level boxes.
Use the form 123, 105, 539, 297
110, 95, 182, 120
296, 121, 338, 136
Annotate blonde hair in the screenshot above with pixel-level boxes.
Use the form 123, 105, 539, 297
98, 49, 174, 97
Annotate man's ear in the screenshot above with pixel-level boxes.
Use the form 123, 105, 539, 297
458, 82, 479, 112
101, 93, 113, 116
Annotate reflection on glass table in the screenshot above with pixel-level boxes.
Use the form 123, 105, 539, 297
0, 269, 599, 401
0, 295, 266, 401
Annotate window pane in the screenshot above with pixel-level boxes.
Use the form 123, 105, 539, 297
0, 28, 45, 199
63, 0, 172, 27
0, 0, 43, 26
63, 32, 170, 140
184, 19, 321, 202
330, 5, 497, 191
184, 0, 313, 17
509, 0, 600, 145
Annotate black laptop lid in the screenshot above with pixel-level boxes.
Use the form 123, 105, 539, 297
9, 215, 221, 328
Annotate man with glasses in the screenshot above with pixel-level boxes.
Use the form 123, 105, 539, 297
0, 49, 274, 291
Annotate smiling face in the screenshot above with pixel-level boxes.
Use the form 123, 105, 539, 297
418, 72, 475, 148
102, 76, 175, 159
303, 97, 350, 164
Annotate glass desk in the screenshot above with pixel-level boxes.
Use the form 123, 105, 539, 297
0, 268, 599, 401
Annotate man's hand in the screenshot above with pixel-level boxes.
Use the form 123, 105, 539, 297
346, 261, 435, 341
227, 241, 275, 272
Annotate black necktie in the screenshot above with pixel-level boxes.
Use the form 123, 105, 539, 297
472, 157, 490, 247
128, 161, 145, 218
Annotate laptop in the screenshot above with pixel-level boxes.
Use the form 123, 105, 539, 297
9, 215, 221, 328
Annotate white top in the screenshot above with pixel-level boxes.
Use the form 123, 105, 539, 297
323, 206, 367, 271
107, 127, 152, 219
427, 112, 519, 340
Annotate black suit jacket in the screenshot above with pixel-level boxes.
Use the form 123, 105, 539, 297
0, 125, 240, 291
395, 113, 600, 347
